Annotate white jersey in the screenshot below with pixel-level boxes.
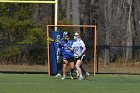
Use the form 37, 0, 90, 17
72, 39, 85, 57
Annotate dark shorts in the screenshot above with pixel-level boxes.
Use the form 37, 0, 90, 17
75, 56, 85, 62
63, 54, 74, 63
63, 58, 74, 63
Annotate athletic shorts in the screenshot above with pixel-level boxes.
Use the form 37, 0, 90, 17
63, 54, 74, 62
63, 57, 74, 63
75, 55, 85, 62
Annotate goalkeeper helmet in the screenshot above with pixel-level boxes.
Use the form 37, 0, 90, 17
63, 32, 70, 37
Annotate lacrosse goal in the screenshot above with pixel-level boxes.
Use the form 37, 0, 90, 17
46, 25, 97, 76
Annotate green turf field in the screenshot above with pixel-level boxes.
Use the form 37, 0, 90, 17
0, 74, 140, 93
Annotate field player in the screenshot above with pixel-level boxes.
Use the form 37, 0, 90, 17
61, 32, 75, 80
72, 32, 87, 80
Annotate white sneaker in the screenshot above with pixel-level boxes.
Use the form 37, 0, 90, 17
86, 72, 90, 77
69, 72, 74, 79
61, 76, 65, 80
55, 73, 61, 77
79, 76, 83, 80
70, 76, 73, 79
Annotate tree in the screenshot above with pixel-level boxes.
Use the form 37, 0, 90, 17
72, 0, 80, 26
126, 0, 133, 61
0, 3, 46, 64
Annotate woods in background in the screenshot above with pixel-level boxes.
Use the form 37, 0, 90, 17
0, 0, 140, 65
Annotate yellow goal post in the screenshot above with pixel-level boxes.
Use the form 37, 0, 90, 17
47, 25, 97, 76
0, 0, 58, 26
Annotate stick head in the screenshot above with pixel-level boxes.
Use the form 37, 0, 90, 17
47, 37, 61, 44
47, 37, 54, 42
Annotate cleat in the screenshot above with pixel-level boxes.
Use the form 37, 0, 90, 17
55, 73, 61, 77
70, 76, 73, 79
79, 76, 83, 80
61, 77, 65, 80
86, 72, 90, 77
69, 72, 74, 79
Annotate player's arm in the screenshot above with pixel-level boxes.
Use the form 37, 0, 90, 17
79, 41, 86, 57
80, 46, 86, 56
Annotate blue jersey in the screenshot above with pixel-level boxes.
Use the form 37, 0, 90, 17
61, 39, 74, 59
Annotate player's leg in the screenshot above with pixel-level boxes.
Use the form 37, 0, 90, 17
80, 56, 90, 79
62, 59, 68, 80
75, 59, 83, 80
80, 65, 87, 80
69, 60, 75, 79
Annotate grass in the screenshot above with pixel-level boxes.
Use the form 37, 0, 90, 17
0, 74, 140, 93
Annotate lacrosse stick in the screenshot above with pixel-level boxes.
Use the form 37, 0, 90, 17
47, 37, 79, 55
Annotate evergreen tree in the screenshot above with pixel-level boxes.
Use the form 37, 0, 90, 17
0, 3, 45, 64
